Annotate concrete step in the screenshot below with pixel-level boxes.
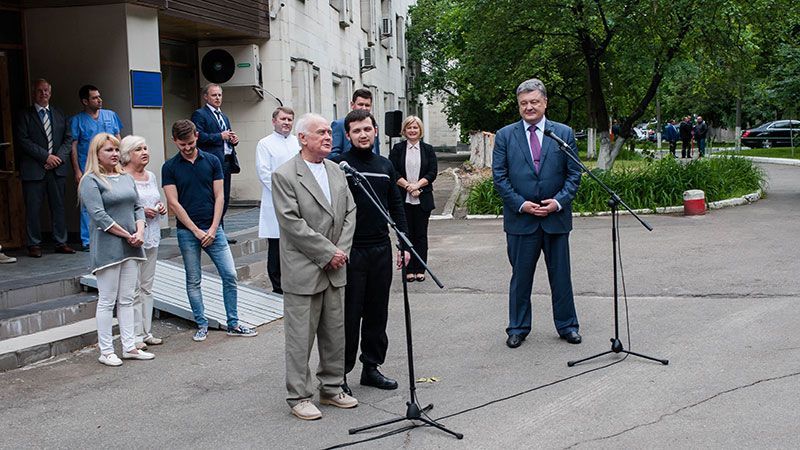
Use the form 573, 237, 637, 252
0, 317, 117, 372
0, 292, 98, 340
0, 275, 84, 311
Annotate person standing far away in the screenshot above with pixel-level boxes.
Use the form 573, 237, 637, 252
70, 84, 123, 251
191, 83, 241, 244
664, 119, 679, 157
271, 113, 358, 420
329, 88, 380, 159
161, 119, 257, 343
255, 107, 300, 295
491, 78, 583, 349
693, 115, 709, 158
332, 109, 410, 396
679, 115, 693, 159
15, 78, 76, 257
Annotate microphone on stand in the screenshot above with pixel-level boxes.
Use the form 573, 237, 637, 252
543, 128, 572, 150
338, 161, 367, 180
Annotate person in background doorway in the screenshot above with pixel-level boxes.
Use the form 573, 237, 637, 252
71, 84, 123, 251
120, 135, 166, 349
15, 79, 76, 258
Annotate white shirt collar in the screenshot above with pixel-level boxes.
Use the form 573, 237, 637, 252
35, 103, 50, 113
523, 116, 546, 131
207, 104, 222, 114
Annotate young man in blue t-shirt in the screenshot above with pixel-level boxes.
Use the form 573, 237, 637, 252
70, 84, 123, 250
162, 119, 257, 342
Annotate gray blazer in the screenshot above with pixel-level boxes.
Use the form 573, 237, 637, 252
15, 105, 72, 180
271, 153, 356, 295
79, 173, 146, 273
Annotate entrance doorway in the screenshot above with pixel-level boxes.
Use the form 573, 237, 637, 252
160, 39, 199, 160
0, 52, 25, 248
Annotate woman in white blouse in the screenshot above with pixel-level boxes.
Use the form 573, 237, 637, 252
121, 135, 167, 349
389, 116, 438, 282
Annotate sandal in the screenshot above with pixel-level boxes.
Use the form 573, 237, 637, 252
406, 274, 416, 282
415, 273, 426, 282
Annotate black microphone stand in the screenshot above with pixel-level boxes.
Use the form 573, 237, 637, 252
544, 132, 668, 367
344, 171, 463, 440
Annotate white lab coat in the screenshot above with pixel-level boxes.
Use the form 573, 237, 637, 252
255, 132, 301, 238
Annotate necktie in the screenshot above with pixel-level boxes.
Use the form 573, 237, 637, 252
40, 108, 54, 153
214, 109, 226, 131
529, 125, 541, 173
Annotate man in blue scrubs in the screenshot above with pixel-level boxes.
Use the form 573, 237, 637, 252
70, 84, 123, 250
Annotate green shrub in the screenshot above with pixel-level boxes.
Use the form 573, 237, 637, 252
467, 156, 765, 214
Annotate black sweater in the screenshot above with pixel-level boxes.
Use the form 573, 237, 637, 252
333, 148, 409, 248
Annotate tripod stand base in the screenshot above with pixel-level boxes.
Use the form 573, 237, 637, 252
567, 338, 669, 367
349, 401, 463, 439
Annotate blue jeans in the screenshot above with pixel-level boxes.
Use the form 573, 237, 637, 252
176, 227, 238, 329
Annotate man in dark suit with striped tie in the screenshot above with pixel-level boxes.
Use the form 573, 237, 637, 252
191, 83, 241, 243
492, 78, 582, 348
14, 79, 76, 257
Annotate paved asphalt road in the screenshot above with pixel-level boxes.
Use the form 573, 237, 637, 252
1, 163, 798, 449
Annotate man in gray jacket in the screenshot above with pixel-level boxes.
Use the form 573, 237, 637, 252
272, 113, 358, 421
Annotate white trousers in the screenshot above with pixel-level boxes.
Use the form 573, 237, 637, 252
95, 259, 139, 355
133, 247, 158, 340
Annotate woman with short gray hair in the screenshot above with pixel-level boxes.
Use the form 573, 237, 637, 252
121, 135, 167, 349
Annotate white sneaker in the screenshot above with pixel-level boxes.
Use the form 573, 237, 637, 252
0, 252, 16, 264
98, 353, 123, 367
320, 392, 359, 409
122, 349, 155, 360
291, 400, 322, 420
143, 335, 163, 345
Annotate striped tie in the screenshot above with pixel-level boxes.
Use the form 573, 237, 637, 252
40, 108, 54, 153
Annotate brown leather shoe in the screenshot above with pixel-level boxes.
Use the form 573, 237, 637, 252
28, 246, 42, 258
55, 245, 76, 254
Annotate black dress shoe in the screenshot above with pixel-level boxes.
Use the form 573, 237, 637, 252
360, 366, 398, 390
227, 239, 238, 244
560, 331, 582, 344
506, 334, 524, 348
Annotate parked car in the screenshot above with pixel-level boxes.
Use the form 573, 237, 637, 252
632, 127, 649, 141
741, 120, 800, 148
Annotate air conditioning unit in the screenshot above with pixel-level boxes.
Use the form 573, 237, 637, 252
361, 47, 376, 71
381, 17, 393, 37
198, 45, 261, 87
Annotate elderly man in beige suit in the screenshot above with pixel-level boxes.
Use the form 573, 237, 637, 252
272, 113, 358, 421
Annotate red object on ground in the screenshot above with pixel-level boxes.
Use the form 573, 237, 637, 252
683, 189, 706, 215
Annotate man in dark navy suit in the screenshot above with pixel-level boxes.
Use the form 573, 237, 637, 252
15, 79, 76, 257
492, 78, 583, 349
191, 83, 240, 243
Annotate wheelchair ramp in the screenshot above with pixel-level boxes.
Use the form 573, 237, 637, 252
80, 260, 283, 330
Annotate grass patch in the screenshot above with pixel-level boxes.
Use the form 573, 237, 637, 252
717, 147, 800, 160
466, 156, 765, 215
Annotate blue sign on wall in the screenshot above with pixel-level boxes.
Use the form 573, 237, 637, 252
131, 70, 163, 108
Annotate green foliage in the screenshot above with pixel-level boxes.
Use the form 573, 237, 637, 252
466, 157, 765, 215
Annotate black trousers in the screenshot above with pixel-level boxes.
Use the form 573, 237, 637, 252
23, 172, 68, 247
668, 140, 677, 156
681, 138, 691, 158
344, 243, 392, 374
267, 238, 282, 294
403, 203, 431, 274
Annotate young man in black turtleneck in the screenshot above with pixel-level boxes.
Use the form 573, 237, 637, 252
332, 109, 410, 395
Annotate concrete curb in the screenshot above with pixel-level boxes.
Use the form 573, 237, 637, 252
465, 189, 763, 219
712, 154, 800, 166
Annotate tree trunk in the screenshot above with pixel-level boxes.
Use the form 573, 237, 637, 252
597, 134, 625, 171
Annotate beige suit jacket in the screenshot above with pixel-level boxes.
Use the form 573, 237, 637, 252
271, 153, 356, 295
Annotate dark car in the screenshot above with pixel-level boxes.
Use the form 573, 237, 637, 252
741, 120, 800, 148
